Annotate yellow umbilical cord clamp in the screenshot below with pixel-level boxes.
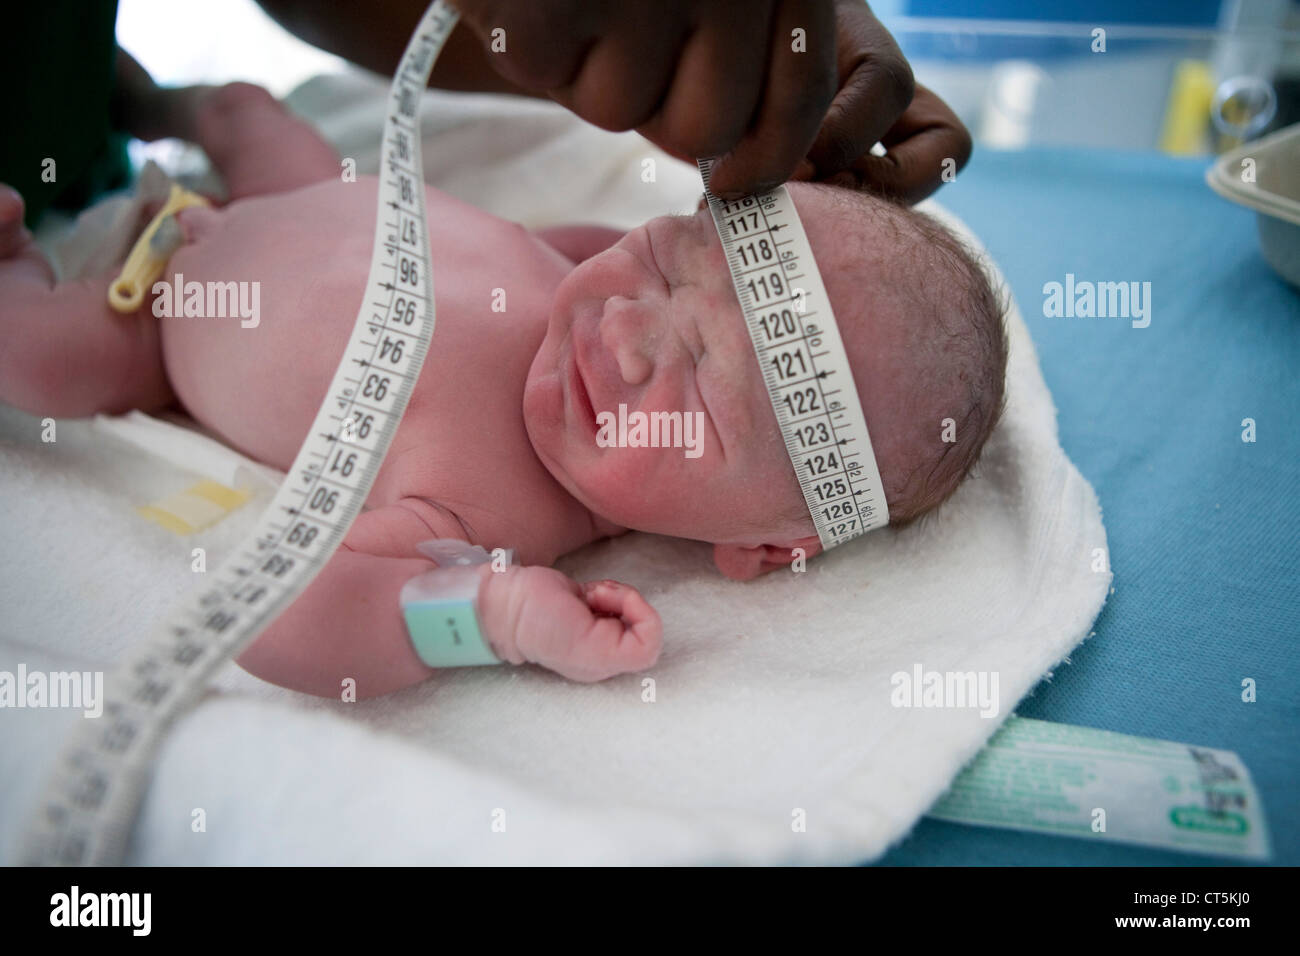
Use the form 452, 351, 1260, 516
108, 183, 211, 313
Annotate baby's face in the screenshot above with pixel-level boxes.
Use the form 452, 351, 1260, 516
525, 184, 887, 550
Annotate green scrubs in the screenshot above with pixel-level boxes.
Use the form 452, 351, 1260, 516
2, 1, 131, 227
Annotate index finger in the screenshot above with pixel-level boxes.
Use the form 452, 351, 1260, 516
820, 85, 972, 203
705, 0, 837, 198
804, 0, 914, 178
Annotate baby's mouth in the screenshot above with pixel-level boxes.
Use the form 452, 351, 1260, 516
568, 345, 599, 438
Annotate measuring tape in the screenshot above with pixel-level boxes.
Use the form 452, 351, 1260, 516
698, 162, 888, 549
18, 1, 460, 866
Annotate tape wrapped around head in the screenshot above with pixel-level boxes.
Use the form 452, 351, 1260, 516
696, 160, 890, 550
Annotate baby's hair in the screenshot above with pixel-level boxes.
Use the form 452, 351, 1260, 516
884, 200, 1009, 527
776, 186, 1010, 536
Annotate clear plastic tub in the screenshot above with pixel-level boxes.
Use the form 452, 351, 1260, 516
1206, 122, 1300, 286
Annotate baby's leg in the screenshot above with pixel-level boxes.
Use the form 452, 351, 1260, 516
194, 83, 341, 200
0, 188, 174, 417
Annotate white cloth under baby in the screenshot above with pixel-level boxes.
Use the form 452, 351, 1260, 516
0, 75, 1109, 864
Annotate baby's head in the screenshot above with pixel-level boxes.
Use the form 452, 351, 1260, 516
524, 182, 1007, 579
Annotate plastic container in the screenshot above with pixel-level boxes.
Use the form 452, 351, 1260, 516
1206, 122, 1300, 287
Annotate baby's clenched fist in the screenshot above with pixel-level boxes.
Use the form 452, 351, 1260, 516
478, 565, 661, 682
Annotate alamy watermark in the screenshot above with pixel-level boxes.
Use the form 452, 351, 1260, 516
152, 272, 260, 328
50, 886, 150, 936
890, 663, 1000, 718
1042, 273, 1151, 328
596, 403, 704, 459
0, 664, 103, 717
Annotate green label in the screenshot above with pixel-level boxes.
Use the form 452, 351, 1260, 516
927, 717, 1271, 860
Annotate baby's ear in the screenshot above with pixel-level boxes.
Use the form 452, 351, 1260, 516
712, 537, 822, 581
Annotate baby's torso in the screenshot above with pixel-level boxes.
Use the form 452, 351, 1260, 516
161, 177, 578, 562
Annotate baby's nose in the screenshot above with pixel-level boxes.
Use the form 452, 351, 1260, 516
600, 297, 656, 386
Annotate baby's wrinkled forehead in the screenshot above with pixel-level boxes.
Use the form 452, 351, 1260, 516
658, 206, 716, 258
656, 186, 959, 367
644, 208, 731, 297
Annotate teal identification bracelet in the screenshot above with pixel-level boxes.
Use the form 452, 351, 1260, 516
400, 540, 510, 667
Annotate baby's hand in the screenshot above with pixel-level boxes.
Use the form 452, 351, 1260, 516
479, 566, 661, 683
0, 186, 53, 285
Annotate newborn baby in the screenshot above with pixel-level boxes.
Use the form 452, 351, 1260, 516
0, 83, 1006, 697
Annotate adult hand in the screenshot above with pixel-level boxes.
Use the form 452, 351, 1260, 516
450, 0, 969, 201
792, 83, 973, 204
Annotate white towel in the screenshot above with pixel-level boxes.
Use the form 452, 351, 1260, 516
0, 75, 1110, 864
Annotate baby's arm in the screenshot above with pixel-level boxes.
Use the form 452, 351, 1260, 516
188, 82, 341, 200
533, 225, 625, 265
237, 496, 661, 698
117, 64, 341, 202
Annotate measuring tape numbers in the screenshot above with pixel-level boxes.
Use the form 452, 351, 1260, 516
18, 1, 461, 866
698, 161, 889, 550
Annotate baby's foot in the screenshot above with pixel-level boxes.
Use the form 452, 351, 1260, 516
0, 186, 54, 287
